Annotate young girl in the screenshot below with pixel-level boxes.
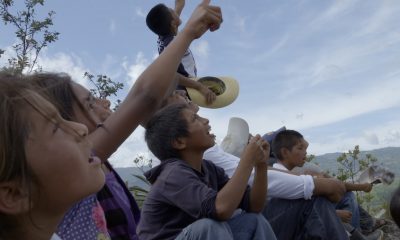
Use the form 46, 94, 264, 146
29, 1, 223, 239
0, 73, 105, 240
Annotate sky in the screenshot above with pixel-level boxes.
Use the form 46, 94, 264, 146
1, 0, 400, 167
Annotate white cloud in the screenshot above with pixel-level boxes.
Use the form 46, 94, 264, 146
192, 40, 209, 58
109, 19, 116, 35
36, 51, 90, 86
234, 16, 247, 33
309, 119, 400, 155
123, 52, 150, 87
108, 126, 151, 168
363, 133, 379, 145
135, 7, 146, 18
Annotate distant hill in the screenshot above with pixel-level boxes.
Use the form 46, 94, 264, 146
313, 147, 400, 176
114, 166, 150, 190
115, 146, 400, 188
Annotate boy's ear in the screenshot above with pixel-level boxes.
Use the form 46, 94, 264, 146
281, 148, 290, 160
0, 181, 31, 215
172, 137, 186, 150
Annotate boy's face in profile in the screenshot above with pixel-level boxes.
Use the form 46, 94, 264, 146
284, 138, 309, 169
180, 108, 215, 151
168, 8, 182, 35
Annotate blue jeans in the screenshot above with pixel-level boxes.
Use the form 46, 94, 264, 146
336, 192, 361, 229
227, 213, 276, 240
175, 213, 276, 240
264, 197, 349, 240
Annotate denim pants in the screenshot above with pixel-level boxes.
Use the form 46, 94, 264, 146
264, 197, 349, 240
336, 192, 361, 229
175, 213, 276, 240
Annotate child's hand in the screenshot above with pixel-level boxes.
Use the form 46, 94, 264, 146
242, 134, 269, 166
182, 0, 222, 40
198, 84, 217, 104
336, 210, 352, 223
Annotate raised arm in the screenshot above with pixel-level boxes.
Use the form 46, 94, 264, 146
248, 140, 269, 212
91, 0, 222, 160
214, 135, 267, 220
175, 0, 185, 17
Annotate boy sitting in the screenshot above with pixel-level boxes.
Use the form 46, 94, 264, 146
137, 104, 276, 240
270, 129, 382, 240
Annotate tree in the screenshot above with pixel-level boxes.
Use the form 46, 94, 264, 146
84, 72, 124, 110
336, 145, 378, 211
0, 0, 125, 105
0, 0, 59, 73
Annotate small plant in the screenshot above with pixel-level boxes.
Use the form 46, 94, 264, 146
129, 154, 152, 208
336, 145, 378, 212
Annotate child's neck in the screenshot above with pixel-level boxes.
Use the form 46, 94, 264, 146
278, 160, 294, 171
15, 207, 65, 240
180, 150, 204, 172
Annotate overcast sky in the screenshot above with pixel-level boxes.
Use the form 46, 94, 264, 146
1, 0, 400, 167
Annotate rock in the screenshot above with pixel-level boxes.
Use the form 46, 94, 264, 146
381, 220, 400, 240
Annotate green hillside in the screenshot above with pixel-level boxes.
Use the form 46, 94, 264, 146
313, 147, 400, 176
313, 147, 400, 217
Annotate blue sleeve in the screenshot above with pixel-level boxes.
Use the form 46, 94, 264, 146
160, 167, 219, 219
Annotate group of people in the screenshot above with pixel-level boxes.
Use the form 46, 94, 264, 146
0, 0, 398, 240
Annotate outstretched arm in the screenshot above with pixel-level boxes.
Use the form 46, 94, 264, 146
313, 177, 346, 203
175, 0, 185, 17
344, 182, 372, 192
91, 0, 222, 161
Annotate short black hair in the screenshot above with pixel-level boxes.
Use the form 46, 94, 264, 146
146, 3, 173, 36
271, 130, 304, 160
145, 104, 189, 160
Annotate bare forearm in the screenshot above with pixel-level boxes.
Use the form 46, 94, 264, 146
313, 178, 346, 203
215, 160, 253, 220
175, 0, 185, 17
176, 74, 200, 89
249, 164, 267, 213
345, 182, 371, 192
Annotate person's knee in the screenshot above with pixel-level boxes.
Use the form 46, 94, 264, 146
191, 218, 219, 228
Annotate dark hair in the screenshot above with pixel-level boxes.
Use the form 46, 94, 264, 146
145, 104, 189, 160
0, 72, 44, 236
272, 130, 304, 160
28, 72, 96, 127
390, 186, 400, 228
146, 3, 173, 36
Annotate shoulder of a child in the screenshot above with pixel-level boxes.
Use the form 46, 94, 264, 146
159, 159, 198, 181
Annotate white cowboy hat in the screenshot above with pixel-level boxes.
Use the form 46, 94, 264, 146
187, 76, 239, 109
357, 165, 395, 185
220, 117, 249, 157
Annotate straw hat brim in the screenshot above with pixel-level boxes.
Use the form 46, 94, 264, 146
187, 76, 239, 109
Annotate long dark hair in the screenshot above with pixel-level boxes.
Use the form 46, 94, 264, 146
28, 72, 96, 127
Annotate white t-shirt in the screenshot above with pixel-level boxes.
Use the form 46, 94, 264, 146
204, 145, 315, 200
